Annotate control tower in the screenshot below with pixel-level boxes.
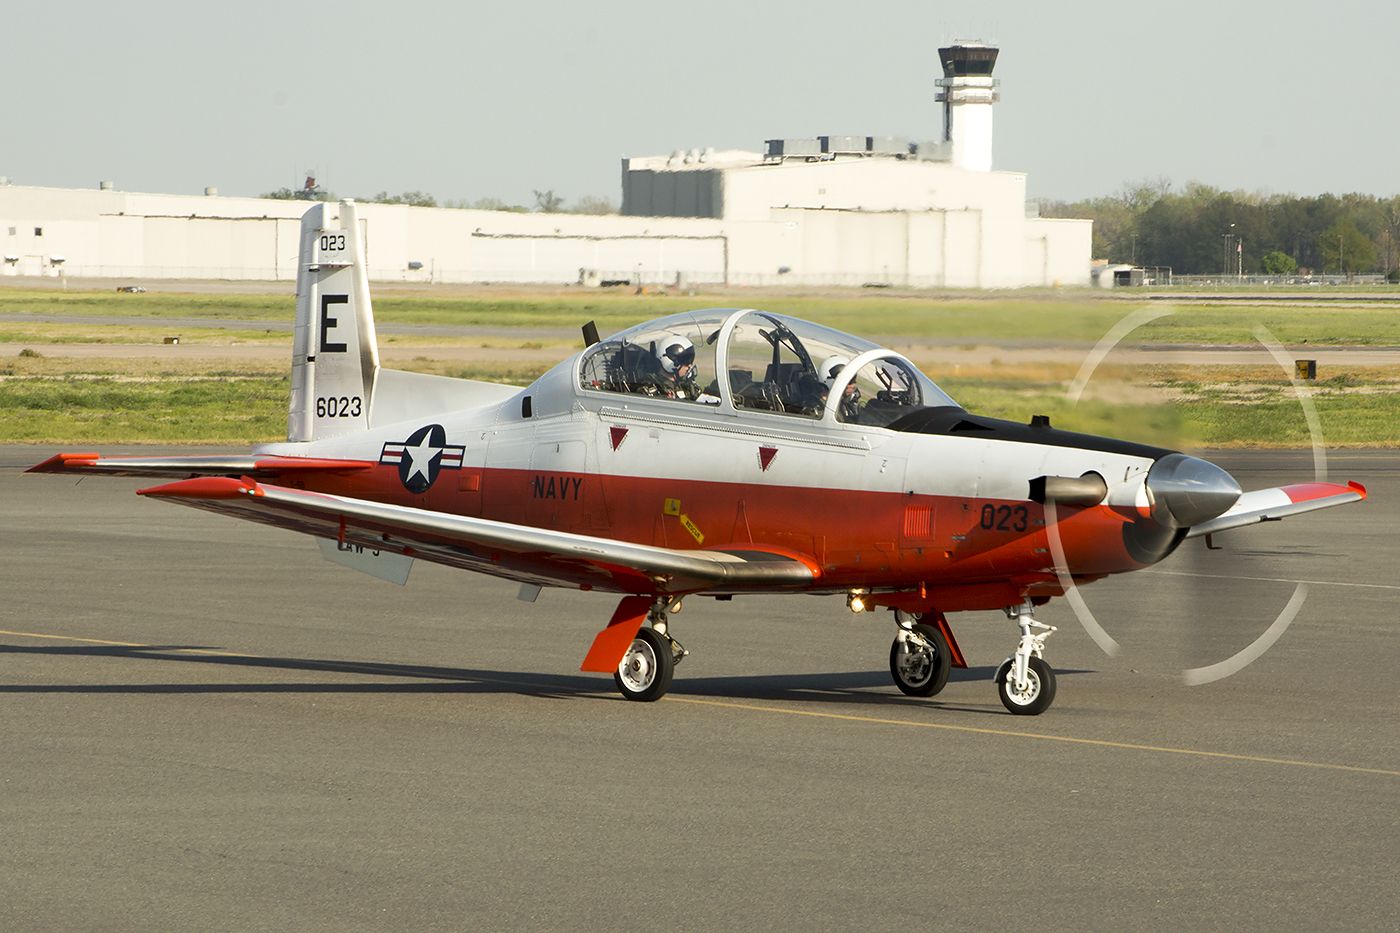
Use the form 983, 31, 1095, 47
936, 41, 1000, 172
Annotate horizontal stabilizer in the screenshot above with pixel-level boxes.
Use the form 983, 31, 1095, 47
1185, 481, 1366, 539
28, 452, 371, 479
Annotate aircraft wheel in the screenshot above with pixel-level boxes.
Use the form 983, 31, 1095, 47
614, 627, 675, 702
996, 656, 1057, 715
889, 622, 952, 697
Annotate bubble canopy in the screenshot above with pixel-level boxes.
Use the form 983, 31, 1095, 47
577, 309, 958, 423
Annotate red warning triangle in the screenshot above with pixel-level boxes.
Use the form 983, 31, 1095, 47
758, 445, 778, 471
609, 426, 629, 451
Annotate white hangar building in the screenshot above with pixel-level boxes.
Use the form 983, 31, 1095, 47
0, 43, 1088, 289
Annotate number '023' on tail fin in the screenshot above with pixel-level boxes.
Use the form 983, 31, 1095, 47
288, 200, 380, 442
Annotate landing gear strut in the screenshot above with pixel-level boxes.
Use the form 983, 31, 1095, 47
889, 610, 952, 697
614, 601, 688, 702
994, 601, 1057, 715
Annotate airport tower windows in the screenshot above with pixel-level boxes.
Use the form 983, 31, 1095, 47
34, 227, 43, 237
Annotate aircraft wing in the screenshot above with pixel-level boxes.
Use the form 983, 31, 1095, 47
1185, 481, 1367, 539
28, 452, 372, 479
136, 476, 819, 596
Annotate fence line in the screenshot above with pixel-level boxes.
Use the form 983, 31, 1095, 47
1170, 273, 1390, 287
12, 266, 1389, 289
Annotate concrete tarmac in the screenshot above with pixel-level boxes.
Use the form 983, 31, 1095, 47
2, 446, 1397, 931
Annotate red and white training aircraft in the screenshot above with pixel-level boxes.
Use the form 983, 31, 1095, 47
30, 201, 1367, 714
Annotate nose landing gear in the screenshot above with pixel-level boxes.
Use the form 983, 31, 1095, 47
994, 601, 1057, 715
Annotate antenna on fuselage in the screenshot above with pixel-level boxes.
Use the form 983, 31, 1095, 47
582, 321, 600, 348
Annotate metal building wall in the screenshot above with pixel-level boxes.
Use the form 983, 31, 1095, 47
1, 176, 1090, 287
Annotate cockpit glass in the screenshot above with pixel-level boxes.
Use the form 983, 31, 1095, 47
724, 312, 879, 418
835, 356, 957, 426
580, 309, 958, 421
578, 310, 727, 405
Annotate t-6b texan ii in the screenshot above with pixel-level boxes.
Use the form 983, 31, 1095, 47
30, 201, 1367, 714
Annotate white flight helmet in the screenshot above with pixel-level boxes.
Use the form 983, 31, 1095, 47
819, 355, 850, 388
656, 335, 696, 375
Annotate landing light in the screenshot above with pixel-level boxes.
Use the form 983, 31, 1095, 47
847, 591, 868, 613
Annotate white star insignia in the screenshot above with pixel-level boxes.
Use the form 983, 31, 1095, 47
402, 437, 442, 484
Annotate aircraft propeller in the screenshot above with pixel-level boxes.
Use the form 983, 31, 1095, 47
1143, 453, 1242, 528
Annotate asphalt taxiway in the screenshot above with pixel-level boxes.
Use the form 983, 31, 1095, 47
2, 446, 1397, 931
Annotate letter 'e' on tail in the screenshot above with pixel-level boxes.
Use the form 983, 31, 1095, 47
288, 200, 380, 442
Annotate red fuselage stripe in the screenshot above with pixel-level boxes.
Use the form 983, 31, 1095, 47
279, 463, 1161, 592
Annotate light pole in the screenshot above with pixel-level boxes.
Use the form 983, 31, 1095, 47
1131, 234, 1138, 266
1338, 234, 1345, 281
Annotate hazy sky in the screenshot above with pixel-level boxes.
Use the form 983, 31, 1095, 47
2, 0, 1396, 206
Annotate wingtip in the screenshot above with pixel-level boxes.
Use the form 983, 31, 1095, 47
1347, 480, 1367, 498
26, 452, 100, 474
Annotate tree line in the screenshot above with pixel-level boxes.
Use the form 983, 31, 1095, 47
1040, 180, 1400, 279
260, 185, 615, 215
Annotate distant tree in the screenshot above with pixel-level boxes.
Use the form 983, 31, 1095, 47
1259, 250, 1297, 275
366, 191, 438, 208
1048, 181, 1400, 274
448, 197, 529, 213
1380, 195, 1400, 276
1115, 176, 1172, 212
1320, 218, 1377, 276
261, 185, 335, 202
533, 189, 566, 213
568, 195, 616, 215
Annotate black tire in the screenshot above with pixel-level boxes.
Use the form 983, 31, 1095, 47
889, 623, 952, 697
614, 627, 675, 702
996, 655, 1057, 715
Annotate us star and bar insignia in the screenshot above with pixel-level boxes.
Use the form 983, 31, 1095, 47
379, 423, 465, 493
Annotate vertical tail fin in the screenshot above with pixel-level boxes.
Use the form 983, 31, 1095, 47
288, 200, 380, 442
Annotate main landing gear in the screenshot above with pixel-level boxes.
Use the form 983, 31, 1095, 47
889, 610, 952, 697
615, 600, 689, 702
994, 601, 1058, 715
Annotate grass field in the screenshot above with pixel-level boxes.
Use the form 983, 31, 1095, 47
2, 287, 1398, 447
6, 287, 1400, 345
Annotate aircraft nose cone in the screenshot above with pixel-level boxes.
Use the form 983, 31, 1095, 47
1145, 453, 1242, 527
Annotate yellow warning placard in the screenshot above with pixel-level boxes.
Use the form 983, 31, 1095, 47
679, 513, 705, 544
663, 498, 682, 516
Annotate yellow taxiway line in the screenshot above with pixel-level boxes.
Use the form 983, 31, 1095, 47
4, 627, 1397, 779
664, 696, 1400, 778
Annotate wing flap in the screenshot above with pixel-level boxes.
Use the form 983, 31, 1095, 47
136, 477, 818, 595
1186, 481, 1366, 539
28, 452, 372, 478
